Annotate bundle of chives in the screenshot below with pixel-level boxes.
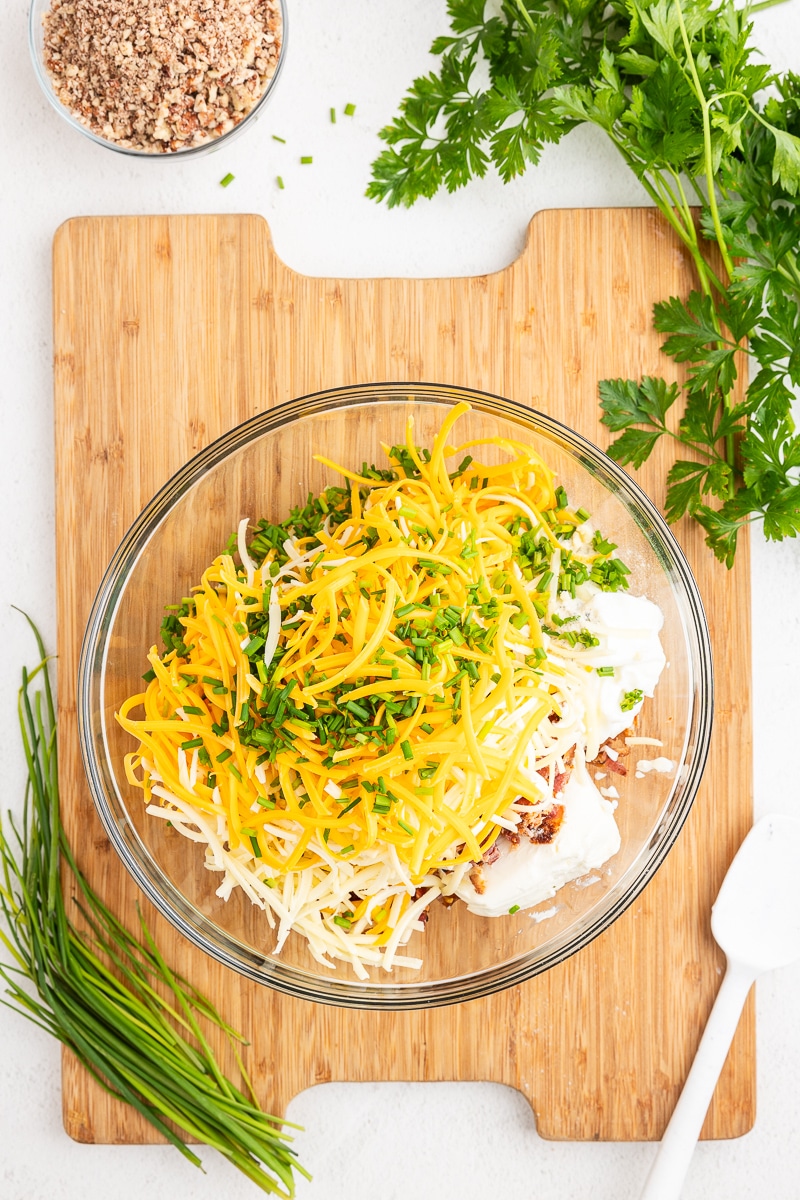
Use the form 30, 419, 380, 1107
0, 615, 309, 1197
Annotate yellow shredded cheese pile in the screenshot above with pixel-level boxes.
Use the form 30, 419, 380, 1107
118, 401, 628, 976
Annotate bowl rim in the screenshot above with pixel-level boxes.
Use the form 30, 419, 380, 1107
78, 382, 714, 1009
27, 0, 287, 159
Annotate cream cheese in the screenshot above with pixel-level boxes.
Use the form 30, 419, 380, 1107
453, 585, 666, 919
454, 761, 620, 917
555, 586, 667, 760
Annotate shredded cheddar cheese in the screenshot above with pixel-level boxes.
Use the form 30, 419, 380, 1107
118, 401, 635, 976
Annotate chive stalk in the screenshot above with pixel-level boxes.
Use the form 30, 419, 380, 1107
0, 617, 309, 1197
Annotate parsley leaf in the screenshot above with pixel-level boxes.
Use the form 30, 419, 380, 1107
370, 2, 800, 565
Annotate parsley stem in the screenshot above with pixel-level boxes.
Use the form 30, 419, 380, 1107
674, 0, 735, 281
512, 0, 536, 34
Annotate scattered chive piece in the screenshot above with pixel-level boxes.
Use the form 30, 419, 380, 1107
330, 107, 336, 123
509, 904, 521, 915
596, 666, 615, 677
400, 740, 414, 761
180, 738, 204, 751
276, 175, 285, 189
397, 820, 415, 837
216, 749, 233, 763
219, 172, 235, 188
272, 134, 286, 143
300, 156, 313, 164
344, 102, 356, 116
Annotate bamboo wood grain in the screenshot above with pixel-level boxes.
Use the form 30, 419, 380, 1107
52, 210, 753, 1145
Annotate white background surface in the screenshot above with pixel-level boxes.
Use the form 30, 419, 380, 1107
1, 1, 800, 1197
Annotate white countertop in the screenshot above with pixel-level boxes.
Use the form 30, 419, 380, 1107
2, 2, 800, 1197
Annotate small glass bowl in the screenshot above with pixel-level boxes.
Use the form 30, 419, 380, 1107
78, 384, 713, 1009
28, 0, 286, 158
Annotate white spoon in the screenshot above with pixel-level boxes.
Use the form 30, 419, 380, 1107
640, 812, 800, 1200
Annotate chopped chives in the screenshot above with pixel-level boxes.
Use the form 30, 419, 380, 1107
272, 134, 286, 143
344, 102, 356, 116
180, 738, 203, 751
216, 749, 232, 763
596, 666, 615, 677
330, 107, 336, 123
508, 904, 521, 914
400, 740, 414, 761
219, 172, 235, 188
276, 176, 285, 189
397, 820, 415, 836
300, 155, 313, 164
338, 844, 354, 856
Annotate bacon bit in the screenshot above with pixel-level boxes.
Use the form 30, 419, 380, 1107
482, 841, 501, 865
593, 730, 633, 776
469, 866, 487, 895
527, 804, 565, 844
537, 766, 569, 793
514, 799, 565, 844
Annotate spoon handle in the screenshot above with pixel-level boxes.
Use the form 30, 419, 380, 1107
640, 960, 756, 1200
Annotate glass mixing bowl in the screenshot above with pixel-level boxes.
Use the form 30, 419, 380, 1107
28, 0, 286, 158
78, 384, 713, 1009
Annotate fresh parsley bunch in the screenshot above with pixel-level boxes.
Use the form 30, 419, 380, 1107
368, 0, 800, 565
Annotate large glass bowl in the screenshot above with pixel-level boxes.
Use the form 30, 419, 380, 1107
78, 384, 713, 1009
28, 0, 286, 158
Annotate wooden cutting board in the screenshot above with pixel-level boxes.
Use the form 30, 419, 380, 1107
52, 210, 753, 1144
